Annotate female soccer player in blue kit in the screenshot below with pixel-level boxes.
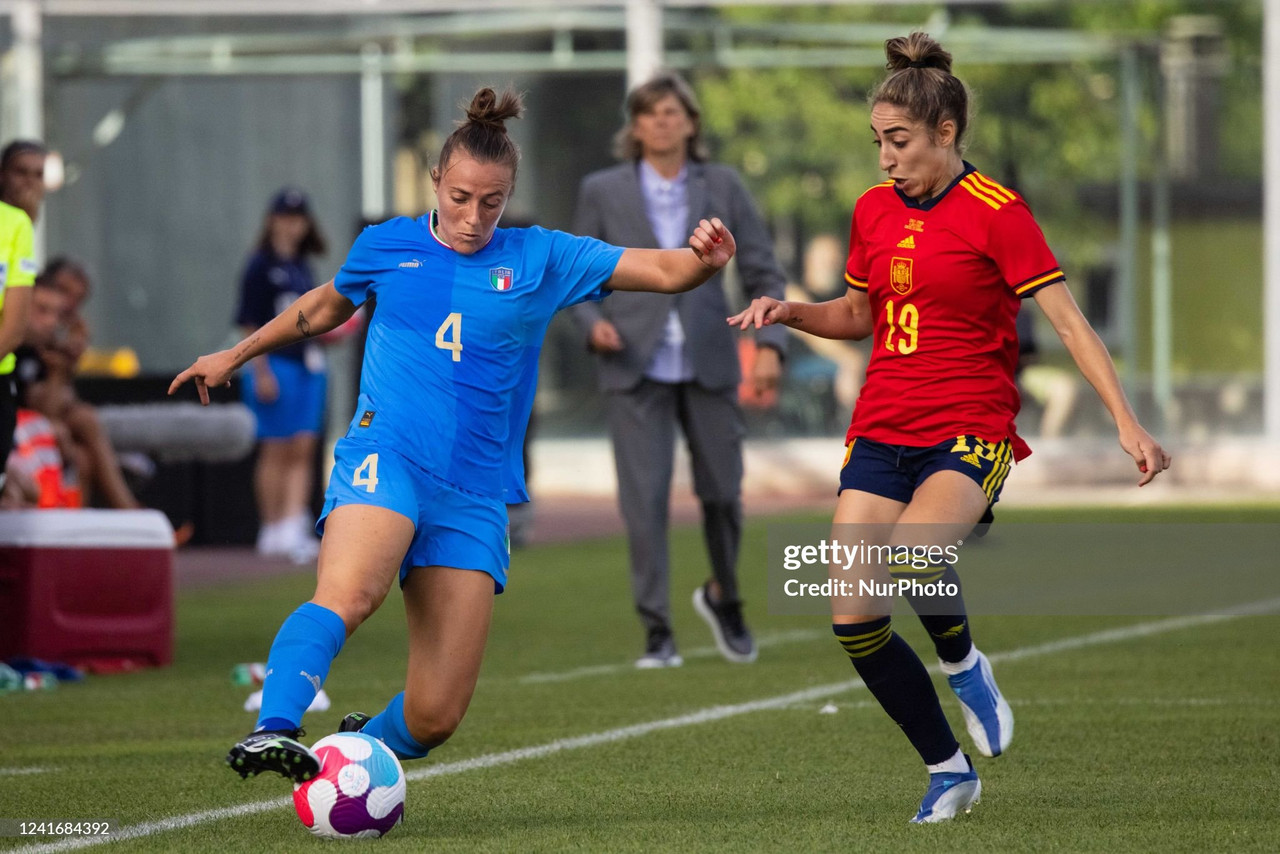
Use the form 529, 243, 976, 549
170, 88, 738, 782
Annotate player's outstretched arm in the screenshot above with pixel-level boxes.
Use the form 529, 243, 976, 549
1033, 282, 1171, 486
607, 218, 736, 294
169, 281, 356, 405
727, 288, 873, 341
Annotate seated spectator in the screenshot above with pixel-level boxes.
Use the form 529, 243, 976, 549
16, 263, 141, 509
2, 409, 82, 509
11, 271, 66, 395
3, 279, 82, 508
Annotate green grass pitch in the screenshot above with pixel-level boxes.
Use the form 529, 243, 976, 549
3, 505, 1278, 852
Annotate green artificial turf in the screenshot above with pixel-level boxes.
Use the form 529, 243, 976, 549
2, 505, 1278, 852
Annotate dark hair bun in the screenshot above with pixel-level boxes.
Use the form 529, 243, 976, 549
464, 87, 524, 131
884, 32, 953, 74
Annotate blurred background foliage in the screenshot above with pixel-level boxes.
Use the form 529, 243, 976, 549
693, 1, 1261, 265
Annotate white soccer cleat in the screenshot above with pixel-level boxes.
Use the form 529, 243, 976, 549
910, 756, 981, 824
946, 649, 1014, 757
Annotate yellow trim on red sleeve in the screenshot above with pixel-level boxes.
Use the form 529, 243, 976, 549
1014, 270, 1065, 295
845, 271, 869, 290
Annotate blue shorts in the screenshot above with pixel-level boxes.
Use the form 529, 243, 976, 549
319, 437, 510, 593
839, 435, 1013, 520
242, 354, 326, 440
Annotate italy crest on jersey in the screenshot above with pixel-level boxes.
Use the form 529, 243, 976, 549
489, 267, 513, 291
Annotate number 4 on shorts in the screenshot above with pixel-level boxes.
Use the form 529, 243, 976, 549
353, 453, 379, 493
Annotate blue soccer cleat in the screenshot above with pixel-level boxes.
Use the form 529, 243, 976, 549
910, 755, 981, 824
946, 649, 1013, 757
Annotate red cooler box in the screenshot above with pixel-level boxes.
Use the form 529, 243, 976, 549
0, 510, 175, 668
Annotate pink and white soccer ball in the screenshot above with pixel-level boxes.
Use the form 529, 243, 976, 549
292, 732, 405, 839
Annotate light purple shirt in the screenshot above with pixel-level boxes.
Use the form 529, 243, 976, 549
637, 160, 695, 383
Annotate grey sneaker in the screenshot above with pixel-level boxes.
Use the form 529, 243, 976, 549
635, 628, 684, 669
693, 584, 757, 664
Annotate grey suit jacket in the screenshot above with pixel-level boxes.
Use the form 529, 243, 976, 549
570, 161, 788, 393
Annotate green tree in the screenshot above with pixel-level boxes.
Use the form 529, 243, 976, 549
692, 0, 1261, 270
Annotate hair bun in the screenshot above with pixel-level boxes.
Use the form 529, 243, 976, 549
884, 32, 953, 75
464, 87, 524, 131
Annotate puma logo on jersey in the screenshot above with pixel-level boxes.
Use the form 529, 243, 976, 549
960, 452, 982, 468
897, 235, 916, 249
399, 259, 424, 268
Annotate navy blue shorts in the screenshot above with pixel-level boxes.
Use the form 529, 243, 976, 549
839, 435, 1013, 516
320, 437, 510, 593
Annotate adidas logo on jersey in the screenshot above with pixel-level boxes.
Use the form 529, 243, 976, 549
897, 235, 916, 249
960, 452, 982, 468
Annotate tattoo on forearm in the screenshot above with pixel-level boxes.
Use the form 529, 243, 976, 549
233, 335, 260, 361
296, 311, 312, 338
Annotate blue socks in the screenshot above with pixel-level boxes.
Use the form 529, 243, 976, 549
254, 602, 430, 764
256, 602, 347, 732
361, 692, 431, 760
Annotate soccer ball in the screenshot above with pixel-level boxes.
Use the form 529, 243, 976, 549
292, 732, 405, 838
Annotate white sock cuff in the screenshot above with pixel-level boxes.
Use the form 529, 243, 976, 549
926, 747, 969, 775
938, 645, 981, 676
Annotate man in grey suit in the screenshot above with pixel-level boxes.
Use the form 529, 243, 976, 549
571, 72, 787, 668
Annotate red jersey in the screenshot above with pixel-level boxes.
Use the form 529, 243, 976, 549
844, 164, 1064, 461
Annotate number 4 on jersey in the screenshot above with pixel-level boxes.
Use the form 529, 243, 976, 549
435, 312, 463, 362
352, 453, 379, 493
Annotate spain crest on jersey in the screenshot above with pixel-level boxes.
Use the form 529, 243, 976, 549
489, 267, 514, 291
890, 257, 913, 295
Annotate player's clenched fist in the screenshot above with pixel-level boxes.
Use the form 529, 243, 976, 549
689, 217, 735, 270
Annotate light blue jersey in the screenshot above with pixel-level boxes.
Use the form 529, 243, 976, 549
334, 212, 623, 503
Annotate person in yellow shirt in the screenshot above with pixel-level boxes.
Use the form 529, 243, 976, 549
0, 139, 46, 490
0, 140, 47, 224
0, 196, 37, 488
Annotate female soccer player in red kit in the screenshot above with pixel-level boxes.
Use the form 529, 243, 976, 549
729, 32, 1169, 823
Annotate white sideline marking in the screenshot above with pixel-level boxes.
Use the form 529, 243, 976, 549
0, 767, 52, 777
1014, 697, 1263, 707
784, 697, 1265, 713
18, 597, 1280, 853
519, 628, 827, 684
